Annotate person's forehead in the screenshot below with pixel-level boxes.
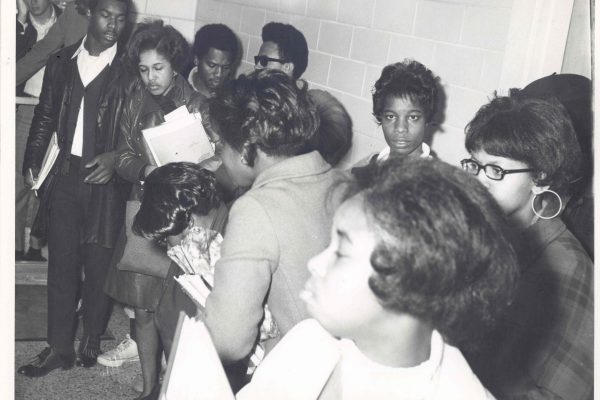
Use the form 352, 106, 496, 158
383, 95, 424, 112
202, 48, 233, 65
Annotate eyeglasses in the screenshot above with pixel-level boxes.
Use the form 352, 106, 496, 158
254, 55, 287, 68
460, 159, 533, 181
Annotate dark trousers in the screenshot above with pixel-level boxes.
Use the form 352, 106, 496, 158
46, 157, 113, 354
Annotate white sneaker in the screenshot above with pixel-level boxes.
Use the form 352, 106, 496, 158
97, 334, 139, 367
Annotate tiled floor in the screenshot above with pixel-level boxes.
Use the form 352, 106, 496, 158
15, 262, 142, 400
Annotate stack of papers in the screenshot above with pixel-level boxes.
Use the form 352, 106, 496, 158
31, 132, 60, 191
142, 106, 215, 166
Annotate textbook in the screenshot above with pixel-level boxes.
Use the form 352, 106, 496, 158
31, 132, 60, 191
142, 106, 214, 166
160, 313, 235, 400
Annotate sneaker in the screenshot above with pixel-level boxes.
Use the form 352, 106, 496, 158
97, 334, 139, 367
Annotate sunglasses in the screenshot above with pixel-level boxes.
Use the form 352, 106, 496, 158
460, 159, 533, 181
254, 55, 288, 68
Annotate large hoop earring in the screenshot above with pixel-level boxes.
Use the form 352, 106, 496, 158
531, 189, 562, 220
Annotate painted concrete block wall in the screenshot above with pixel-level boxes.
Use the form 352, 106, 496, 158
191, 0, 513, 167
130, 0, 200, 43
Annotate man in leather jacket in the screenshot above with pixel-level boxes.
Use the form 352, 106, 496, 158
18, 0, 132, 378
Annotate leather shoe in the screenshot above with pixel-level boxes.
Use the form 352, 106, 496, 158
76, 335, 101, 368
17, 347, 75, 378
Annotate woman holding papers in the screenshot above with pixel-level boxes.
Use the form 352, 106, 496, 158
103, 21, 204, 399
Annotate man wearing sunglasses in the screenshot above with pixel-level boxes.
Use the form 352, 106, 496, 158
255, 22, 353, 167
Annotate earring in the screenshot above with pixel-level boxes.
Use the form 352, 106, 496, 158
531, 189, 562, 220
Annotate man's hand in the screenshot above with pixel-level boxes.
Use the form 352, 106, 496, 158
84, 152, 116, 184
17, 0, 28, 25
24, 167, 39, 188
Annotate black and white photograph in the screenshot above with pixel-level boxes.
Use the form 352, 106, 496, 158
0, 0, 594, 399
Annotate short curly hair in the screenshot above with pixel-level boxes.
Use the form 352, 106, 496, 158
192, 24, 238, 60
126, 20, 190, 74
261, 22, 308, 80
132, 162, 222, 242
465, 93, 582, 193
209, 69, 319, 166
372, 60, 440, 123
347, 158, 519, 351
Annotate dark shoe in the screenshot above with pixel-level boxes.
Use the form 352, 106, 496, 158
23, 248, 47, 262
76, 335, 101, 368
17, 347, 75, 378
15, 250, 25, 261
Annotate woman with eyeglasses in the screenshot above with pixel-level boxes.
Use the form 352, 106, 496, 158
461, 93, 593, 400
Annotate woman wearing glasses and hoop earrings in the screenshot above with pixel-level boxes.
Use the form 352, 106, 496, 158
461, 93, 593, 400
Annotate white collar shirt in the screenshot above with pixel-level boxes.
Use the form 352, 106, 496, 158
70, 37, 118, 156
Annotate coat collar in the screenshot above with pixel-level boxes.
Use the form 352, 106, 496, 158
251, 151, 332, 190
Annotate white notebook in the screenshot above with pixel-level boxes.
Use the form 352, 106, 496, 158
31, 131, 60, 191
142, 106, 214, 167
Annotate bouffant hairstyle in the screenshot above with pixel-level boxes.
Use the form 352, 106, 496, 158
348, 158, 519, 351
465, 93, 582, 193
126, 20, 190, 74
192, 24, 238, 60
132, 163, 221, 242
209, 69, 319, 166
372, 60, 440, 123
261, 22, 308, 80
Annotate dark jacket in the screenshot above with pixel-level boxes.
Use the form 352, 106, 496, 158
16, 4, 62, 94
23, 39, 132, 248
116, 73, 205, 199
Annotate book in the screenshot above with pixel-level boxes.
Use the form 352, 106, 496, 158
159, 312, 235, 400
31, 132, 60, 191
142, 107, 214, 166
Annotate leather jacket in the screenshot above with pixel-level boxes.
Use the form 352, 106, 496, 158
23, 39, 132, 247
116, 74, 205, 200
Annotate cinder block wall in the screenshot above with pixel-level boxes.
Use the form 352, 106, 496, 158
130, 0, 200, 42
141, 0, 514, 167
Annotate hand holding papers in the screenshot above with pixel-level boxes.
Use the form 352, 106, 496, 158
142, 106, 215, 166
167, 227, 222, 309
31, 132, 60, 192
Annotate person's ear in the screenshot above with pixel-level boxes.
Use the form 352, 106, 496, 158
283, 62, 294, 77
530, 172, 548, 195
193, 56, 199, 66
86, 8, 92, 18
531, 185, 550, 195
240, 142, 256, 167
